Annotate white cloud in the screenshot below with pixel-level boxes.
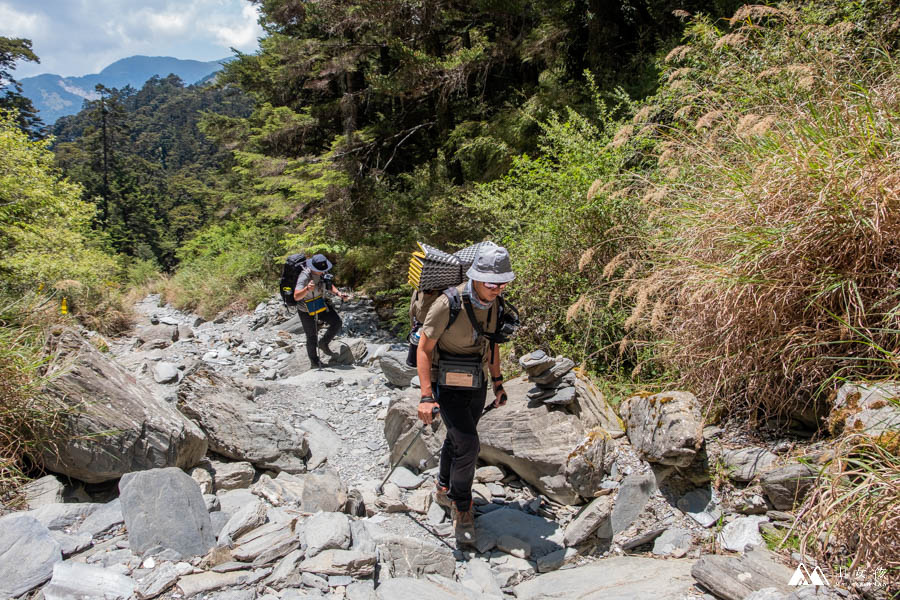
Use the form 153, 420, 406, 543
0, 0, 263, 78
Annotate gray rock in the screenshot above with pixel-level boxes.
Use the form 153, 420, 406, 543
136, 324, 178, 344
77, 498, 124, 537
27, 502, 99, 530
41, 329, 207, 483
564, 431, 612, 499
376, 535, 456, 578
217, 488, 258, 517
178, 369, 308, 473
219, 499, 267, 543
50, 530, 93, 557
474, 466, 504, 483
519, 350, 556, 376
325, 341, 355, 366
153, 361, 180, 384
346, 580, 377, 600
477, 377, 587, 504
119, 467, 216, 558
302, 469, 349, 513
0, 513, 62, 597
304, 512, 351, 557
475, 507, 564, 559
299, 417, 343, 470
461, 557, 503, 598
535, 547, 579, 573
266, 549, 304, 589
611, 472, 656, 535
549, 356, 575, 378
252, 473, 303, 506
389, 466, 424, 489
43, 562, 135, 600
652, 528, 693, 556
691, 547, 795, 600
515, 556, 697, 600
718, 515, 767, 552
722, 447, 778, 482
620, 391, 703, 467
136, 561, 181, 599
192, 465, 214, 494
832, 381, 900, 437
543, 386, 576, 406
760, 463, 818, 510
299, 549, 376, 577
746, 589, 790, 600
375, 577, 477, 600
177, 569, 269, 597
209, 460, 256, 491
384, 395, 446, 472
564, 495, 615, 546
210, 511, 230, 537
22, 474, 65, 508
232, 520, 300, 563
379, 351, 418, 387
678, 488, 721, 528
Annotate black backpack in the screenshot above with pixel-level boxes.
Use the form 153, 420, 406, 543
279, 253, 307, 306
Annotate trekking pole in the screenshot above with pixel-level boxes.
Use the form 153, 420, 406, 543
376, 406, 440, 494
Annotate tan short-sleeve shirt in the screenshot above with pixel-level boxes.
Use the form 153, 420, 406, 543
421, 283, 498, 379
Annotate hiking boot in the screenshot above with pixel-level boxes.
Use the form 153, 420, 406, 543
434, 484, 452, 510
451, 502, 476, 547
310, 358, 322, 370
317, 339, 335, 356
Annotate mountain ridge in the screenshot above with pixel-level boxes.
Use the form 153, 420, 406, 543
20, 55, 229, 124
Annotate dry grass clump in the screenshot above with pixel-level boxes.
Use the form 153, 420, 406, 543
631, 13, 900, 423
0, 297, 68, 505
799, 433, 900, 593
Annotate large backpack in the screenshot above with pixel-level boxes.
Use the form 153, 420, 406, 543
279, 253, 307, 306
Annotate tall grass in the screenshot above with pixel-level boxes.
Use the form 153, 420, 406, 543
618, 2, 900, 423
799, 431, 900, 593
0, 296, 69, 505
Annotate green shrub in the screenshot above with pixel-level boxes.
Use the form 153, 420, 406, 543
164, 220, 282, 317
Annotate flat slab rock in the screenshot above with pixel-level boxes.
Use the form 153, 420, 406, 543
691, 547, 795, 600
513, 556, 697, 600
475, 507, 564, 559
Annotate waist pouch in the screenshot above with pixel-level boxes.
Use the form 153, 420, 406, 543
437, 352, 483, 390
304, 296, 327, 316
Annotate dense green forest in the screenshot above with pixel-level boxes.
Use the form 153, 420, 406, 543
2, 0, 899, 580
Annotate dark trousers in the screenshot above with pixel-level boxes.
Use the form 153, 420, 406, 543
436, 381, 487, 511
297, 304, 342, 364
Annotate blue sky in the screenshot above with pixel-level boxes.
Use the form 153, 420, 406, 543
0, 0, 263, 78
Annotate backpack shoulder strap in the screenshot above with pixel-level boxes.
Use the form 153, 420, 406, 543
443, 287, 462, 328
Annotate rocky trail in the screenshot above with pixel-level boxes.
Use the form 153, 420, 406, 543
1, 293, 882, 599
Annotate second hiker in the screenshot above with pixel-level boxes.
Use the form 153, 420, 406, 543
415, 241, 515, 547
294, 253, 349, 368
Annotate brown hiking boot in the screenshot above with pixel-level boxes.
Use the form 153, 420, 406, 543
451, 502, 476, 547
434, 484, 452, 510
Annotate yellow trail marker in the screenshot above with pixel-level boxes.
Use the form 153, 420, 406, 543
61, 297, 68, 315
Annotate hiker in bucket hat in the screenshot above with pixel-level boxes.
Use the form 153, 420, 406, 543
415, 241, 516, 547
294, 253, 349, 368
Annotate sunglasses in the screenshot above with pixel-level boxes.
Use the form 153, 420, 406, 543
482, 281, 508, 290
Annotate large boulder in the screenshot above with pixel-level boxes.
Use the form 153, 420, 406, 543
691, 547, 795, 600
477, 376, 588, 504
41, 329, 207, 483
178, 369, 308, 473
620, 391, 704, 467
119, 467, 216, 558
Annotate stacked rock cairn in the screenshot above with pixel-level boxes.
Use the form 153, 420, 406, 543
518, 350, 577, 406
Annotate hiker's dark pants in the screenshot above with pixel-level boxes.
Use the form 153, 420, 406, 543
297, 303, 341, 364
436, 380, 487, 511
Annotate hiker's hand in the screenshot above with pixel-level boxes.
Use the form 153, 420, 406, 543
492, 388, 507, 409
418, 400, 438, 424
339, 292, 349, 301
305, 281, 316, 291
